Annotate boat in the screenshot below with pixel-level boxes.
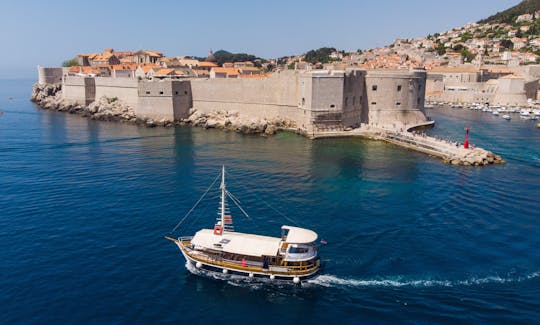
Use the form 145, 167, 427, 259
492, 110, 500, 116
165, 167, 321, 284
502, 114, 511, 120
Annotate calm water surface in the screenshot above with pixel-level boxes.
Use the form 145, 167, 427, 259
1, 80, 539, 323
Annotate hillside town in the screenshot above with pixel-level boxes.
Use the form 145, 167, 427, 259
58, 8, 540, 110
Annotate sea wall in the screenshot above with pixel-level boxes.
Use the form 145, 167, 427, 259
365, 68, 428, 128
52, 67, 430, 136
190, 71, 308, 130
94, 77, 139, 108
138, 80, 192, 121
37, 66, 64, 85
63, 76, 95, 105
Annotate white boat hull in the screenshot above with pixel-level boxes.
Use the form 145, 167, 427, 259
174, 241, 320, 283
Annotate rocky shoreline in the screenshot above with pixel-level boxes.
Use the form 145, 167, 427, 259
444, 147, 505, 166
31, 83, 504, 166
31, 83, 302, 135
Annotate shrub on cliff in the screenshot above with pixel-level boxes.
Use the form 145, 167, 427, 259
62, 58, 79, 67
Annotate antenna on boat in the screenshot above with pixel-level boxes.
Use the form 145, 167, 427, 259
220, 165, 226, 230
214, 165, 234, 235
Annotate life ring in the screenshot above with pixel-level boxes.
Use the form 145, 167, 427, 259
213, 225, 223, 235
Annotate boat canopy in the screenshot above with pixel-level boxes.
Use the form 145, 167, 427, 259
191, 229, 281, 257
282, 225, 318, 244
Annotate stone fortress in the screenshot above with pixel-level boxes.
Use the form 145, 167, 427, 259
35, 66, 506, 166
38, 66, 430, 137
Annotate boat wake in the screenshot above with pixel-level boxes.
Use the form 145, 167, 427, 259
185, 261, 540, 289
307, 271, 540, 288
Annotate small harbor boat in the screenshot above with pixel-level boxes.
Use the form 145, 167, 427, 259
166, 167, 321, 284
492, 110, 500, 116
502, 114, 511, 120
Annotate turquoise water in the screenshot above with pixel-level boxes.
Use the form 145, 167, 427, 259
1, 80, 539, 323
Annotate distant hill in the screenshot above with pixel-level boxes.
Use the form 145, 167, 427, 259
212, 50, 263, 67
479, 0, 540, 24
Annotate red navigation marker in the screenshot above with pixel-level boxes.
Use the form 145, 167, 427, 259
464, 125, 471, 149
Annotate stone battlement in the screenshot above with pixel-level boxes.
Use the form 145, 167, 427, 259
54, 67, 430, 135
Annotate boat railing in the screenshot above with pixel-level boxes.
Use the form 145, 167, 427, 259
185, 249, 319, 273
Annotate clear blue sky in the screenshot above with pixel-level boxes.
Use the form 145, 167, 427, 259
0, 0, 520, 78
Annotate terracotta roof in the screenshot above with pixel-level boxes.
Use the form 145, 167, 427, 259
111, 63, 138, 71
138, 64, 160, 73
199, 61, 218, 67
212, 67, 239, 76
154, 68, 176, 75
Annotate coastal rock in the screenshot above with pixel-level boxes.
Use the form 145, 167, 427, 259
32, 83, 139, 126
184, 109, 296, 136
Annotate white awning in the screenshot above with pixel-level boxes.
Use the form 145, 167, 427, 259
282, 225, 318, 243
191, 229, 281, 257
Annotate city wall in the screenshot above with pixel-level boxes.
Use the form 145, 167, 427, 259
365, 69, 427, 128
58, 68, 430, 133
190, 70, 309, 128
38, 66, 64, 85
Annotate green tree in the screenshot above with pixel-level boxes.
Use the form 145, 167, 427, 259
436, 42, 447, 55
62, 58, 78, 67
304, 47, 337, 64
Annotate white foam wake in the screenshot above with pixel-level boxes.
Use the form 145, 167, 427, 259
307, 271, 540, 288
185, 262, 540, 289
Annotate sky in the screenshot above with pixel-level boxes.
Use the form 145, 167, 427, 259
0, 0, 521, 78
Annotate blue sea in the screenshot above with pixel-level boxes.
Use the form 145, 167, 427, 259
1, 79, 539, 323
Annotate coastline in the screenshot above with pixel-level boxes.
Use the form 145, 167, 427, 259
31, 82, 504, 166
31, 82, 304, 135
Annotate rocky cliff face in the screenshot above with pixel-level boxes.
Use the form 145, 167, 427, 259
31, 83, 299, 134
32, 83, 140, 124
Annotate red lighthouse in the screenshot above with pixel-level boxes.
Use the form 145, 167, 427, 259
464, 125, 470, 149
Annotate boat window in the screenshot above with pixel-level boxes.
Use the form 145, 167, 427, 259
289, 246, 309, 254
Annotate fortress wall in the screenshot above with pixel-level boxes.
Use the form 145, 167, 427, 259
190, 71, 307, 127
309, 72, 346, 130
38, 66, 63, 85
365, 69, 428, 127
63, 76, 95, 105
171, 81, 193, 120
94, 77, 139, 108
342, 70, 365, 127
492, 77, 527, 106
137, 80, 193, 120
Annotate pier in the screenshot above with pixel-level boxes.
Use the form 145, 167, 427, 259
312, 125, 504, 166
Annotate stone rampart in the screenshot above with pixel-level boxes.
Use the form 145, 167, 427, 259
38, 66, 64, 85
58, 67, 429, 133
190, 71, 309, 129
137, 80, 192, 120
63, 76, 95, 105
94, 77, 139, 108
365, 68, 428, 128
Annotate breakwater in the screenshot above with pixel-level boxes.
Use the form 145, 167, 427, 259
311, 126, 504, 166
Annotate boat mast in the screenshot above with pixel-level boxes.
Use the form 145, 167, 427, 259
220, 165, 225, 229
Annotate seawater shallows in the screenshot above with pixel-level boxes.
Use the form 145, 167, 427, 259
0, 80, 539, 323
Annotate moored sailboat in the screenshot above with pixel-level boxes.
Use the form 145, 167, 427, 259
166, 166, 321, 284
